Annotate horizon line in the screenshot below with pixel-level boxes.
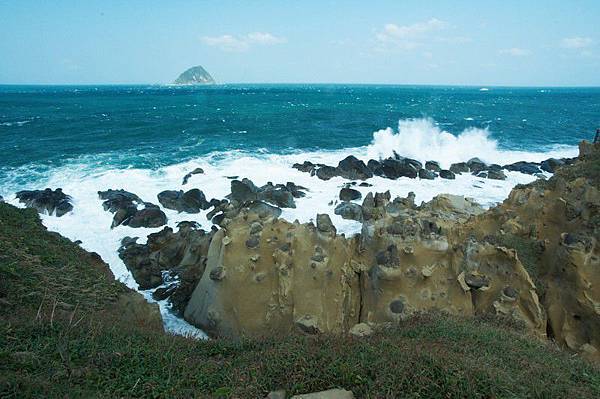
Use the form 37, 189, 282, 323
1, 82, 600, 89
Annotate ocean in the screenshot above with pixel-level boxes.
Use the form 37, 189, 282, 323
1, 84, 598, 336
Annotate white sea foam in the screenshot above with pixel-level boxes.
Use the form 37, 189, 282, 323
0, 117, 579, 337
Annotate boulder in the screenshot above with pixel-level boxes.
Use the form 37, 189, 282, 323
381, 158, 418, 179
503, 161, 541, 175
425, 160, 441, 172
367, 159, 384, 176
339, 187, 362, 201
334, 202, 363, 221
486, 169, 507, 180
449, 162, 469, 174
315, 166, 339, 181
439, 170, 455, 179
127, 207, 167, 228
467, 158, 487, 174
182, 167, 204, 185
228, 179, 299, 209
540, 158, 564, 173
418, 168, 436, 180
16, 188, 73, 217
337, 155, 373, 180
157, 189, 211, 213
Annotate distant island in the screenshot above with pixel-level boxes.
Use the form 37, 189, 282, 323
173, 65, 215, 85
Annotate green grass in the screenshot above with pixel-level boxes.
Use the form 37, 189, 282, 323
1, 203, 599, 398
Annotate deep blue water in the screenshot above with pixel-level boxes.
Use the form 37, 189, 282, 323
1, 84, 598, 177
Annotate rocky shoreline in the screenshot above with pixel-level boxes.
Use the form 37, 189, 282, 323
7, 143, 598, 361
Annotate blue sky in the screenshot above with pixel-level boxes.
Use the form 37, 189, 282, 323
0, 0, 598, 85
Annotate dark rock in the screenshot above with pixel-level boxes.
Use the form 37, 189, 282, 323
261, 185, 296, 208
337, 155, 373, 180
0, 195, 3, 202
402, 158, 423, 170
16, 188, 73, 217
359, 182, 373, 187
157, 189, 211, 213
449, 162, 469, 174
487, 169, 507, 180
315, 165, 338, 181
376, 244, 400, 267
418, 168, 436, 180
98, 189, 142, 212
119, 224, 214, 311
316, 214, 336, 234
339, 187, 362, 201
381, 158, 418, 179
182, 167, 204, 185
503, 161, 541, 175
389, 299, 405, 314
425, 161, 441, 172
127, 207, 167, 228
467, 158, 487, 174
229, 179, 260, 204
540, 158, 564, 173
153, 285, 177, 301
292, 161, 316, 173
367, 159, 385, 176
210, 266, 226, 281
439, 170, 456, 179
334, 202, 363, 221
503, 286, 518, 299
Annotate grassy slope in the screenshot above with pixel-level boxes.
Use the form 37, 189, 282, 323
1, 203, 599, 398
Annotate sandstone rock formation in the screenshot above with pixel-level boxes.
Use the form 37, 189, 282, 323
121, 142, 599, 361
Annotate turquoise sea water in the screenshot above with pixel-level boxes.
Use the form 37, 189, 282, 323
1, 85, 598, 176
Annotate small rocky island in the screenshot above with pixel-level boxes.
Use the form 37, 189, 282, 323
173, 65, 215, 85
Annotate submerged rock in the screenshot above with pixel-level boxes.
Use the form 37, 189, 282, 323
503, 161, 541, 175
16, 188, 73, 217
182, 167, 204, 185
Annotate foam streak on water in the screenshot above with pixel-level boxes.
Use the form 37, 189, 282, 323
0, 118, 578, 337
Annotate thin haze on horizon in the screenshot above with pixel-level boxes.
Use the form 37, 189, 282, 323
0, 0, 599, 86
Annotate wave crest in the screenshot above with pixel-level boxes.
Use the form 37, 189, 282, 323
366, 118, 577, 168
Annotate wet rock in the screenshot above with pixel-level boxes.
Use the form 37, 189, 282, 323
381, 158, 418, 179
0, 195, 4, 202
367, 159, 384, 176
127, 207, 167, 228
486, 169, 507, 180
425, 160, 441, 172
467, 157, 487, 174
337, 155, 373, 180
418, 168, 436, 180
334, 202, 363, 221
292, 161, 316, 173
503, 161, 541, 175
157, 189, 211, 213
439, 170, 455, 179
119, 224, 214, 312
339, 187, 362, 201
229, 179, 298, 208
16, 188, 73, 217
182, 167, 204, 185
540, 158, 564, 173
316, 165, 339, 181
449, 162, 469, 174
